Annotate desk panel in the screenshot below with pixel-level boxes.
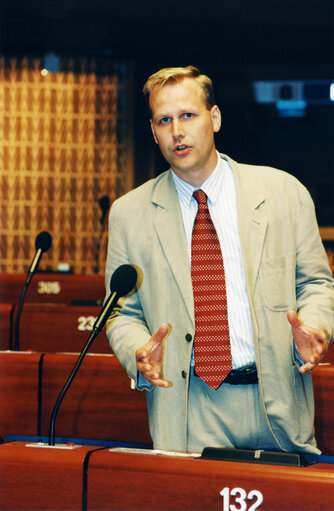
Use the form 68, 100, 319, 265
0, 273, 105, 305
322, 349, 334, 364
40, 353, 152, 444
0, 441, 94, 511
0, 352, 42, 439
0, 303, 13, 350
313, 364, 334, 455
87, 449, 334, 511
18, 303, 110, 353
0, 353, 332, 452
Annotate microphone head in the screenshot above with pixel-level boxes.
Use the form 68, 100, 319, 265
98, 195, 110, 212
98, 195, 110, 225
35, 231, 52, 253
110, 264, 137, 296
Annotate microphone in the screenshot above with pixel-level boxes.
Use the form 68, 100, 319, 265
28, 231, 52, 278
98, 195, 110, 226
93, 196, 111, 274
14, 231, 52, 351
48, 264, 137, 445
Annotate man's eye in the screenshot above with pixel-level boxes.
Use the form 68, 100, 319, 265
183, 113, 193, 119
159, 117, 171, 124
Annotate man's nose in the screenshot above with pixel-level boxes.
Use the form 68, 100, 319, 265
171, 119, 184, 139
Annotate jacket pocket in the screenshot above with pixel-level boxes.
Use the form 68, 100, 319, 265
260, 254, 296, 311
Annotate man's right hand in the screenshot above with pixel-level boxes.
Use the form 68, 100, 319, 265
136, 323, 170, 387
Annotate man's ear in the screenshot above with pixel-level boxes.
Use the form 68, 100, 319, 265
150, 119, 159, 144
211, 105, 221, 133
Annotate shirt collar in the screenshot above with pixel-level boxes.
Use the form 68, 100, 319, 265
171, 151, 226, 208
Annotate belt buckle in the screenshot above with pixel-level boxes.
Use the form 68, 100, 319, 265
225, 365, 258, 385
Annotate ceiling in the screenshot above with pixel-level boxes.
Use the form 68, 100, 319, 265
1, 0, 333, 76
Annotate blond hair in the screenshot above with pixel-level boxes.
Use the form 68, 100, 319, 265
143, 65, 215, 113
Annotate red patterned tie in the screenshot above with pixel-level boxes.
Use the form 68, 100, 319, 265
191, 189, 232, 389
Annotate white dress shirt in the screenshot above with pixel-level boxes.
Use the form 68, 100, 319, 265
172, 151, 255, 369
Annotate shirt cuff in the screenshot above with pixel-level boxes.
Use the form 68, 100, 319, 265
137, 371, 154, 391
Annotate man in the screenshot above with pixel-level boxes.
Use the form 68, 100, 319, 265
105, 66, 334, 454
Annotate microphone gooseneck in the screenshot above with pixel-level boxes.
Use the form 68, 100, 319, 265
14, 231, 52, 351
48, 264, 137, 445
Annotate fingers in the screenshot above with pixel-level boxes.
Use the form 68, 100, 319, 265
298, 340, 327, 373
136, 323, 170, 388
136, 348, 150, 371
136, 352, 151, 374
147, 376, 170, 388
138, 362, 169, 388
136, 349, 149, 363
299, 351, 323, 373
299, 361, 317, 374
316, 330, 328, 343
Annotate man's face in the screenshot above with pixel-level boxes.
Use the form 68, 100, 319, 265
149, 78, 221, 186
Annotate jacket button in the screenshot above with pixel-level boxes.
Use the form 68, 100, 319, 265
181, 370, 187, 379
185, 333, 192, 342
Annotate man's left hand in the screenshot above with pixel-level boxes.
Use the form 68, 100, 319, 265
287, 309, 329, 374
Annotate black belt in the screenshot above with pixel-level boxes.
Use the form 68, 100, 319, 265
223, 365, 258, 385
193, 364, 258, 385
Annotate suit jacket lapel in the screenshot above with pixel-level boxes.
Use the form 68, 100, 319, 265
150, 157, 268, 324
226, 155, 268, 294
152, 171, 195, 326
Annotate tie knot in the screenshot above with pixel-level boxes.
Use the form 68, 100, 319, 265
193, 189, 207, 206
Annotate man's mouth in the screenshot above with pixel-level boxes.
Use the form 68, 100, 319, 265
174, 145, 190, 153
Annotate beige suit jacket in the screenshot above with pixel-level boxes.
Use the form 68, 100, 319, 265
105, 154, 334, 453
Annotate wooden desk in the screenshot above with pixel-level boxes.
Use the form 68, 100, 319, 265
86, 449, 334, 511
0, 351, 151, 445
0, 441, 95, 511
17, 302, 110, 353
0, 352, 332, 452
0, 303, 13, 350
0, 273, 105, 305
1, 442, 333, 511
313, 364, 334, 455
40, 353, 151, 444
0, 351, 42, 439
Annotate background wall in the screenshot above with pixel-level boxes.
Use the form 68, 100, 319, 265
0, 57, 133, 273
0, 0, 333, 273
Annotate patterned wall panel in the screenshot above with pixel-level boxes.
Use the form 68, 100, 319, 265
0, 57, 132, 274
